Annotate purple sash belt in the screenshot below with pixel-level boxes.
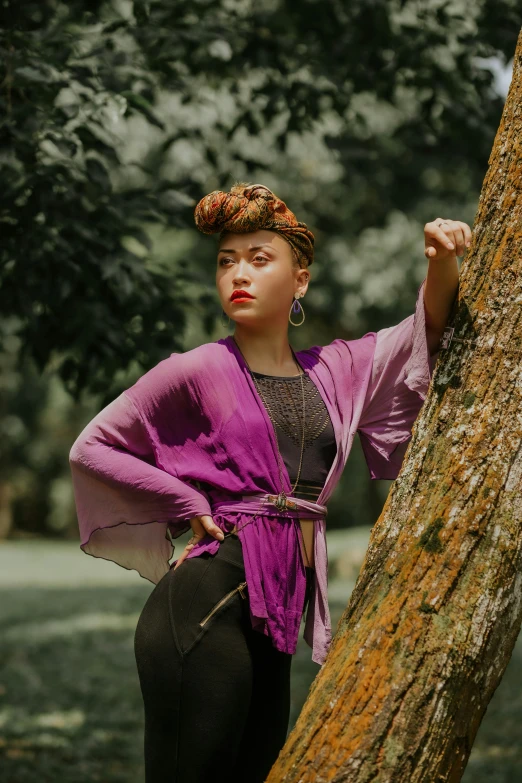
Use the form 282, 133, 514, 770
210, 492, 327, 521
205, 490, 332, 666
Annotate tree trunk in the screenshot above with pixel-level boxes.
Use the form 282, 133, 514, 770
265, 30, 522, 783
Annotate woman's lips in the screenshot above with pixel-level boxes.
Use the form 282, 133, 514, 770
230, 292, 255, 302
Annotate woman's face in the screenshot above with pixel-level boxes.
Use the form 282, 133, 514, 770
215, 229, 309, 328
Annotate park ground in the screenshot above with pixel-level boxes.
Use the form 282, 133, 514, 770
1, 529, 521, 782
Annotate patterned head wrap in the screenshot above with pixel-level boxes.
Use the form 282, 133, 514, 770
194, 182, 315, 268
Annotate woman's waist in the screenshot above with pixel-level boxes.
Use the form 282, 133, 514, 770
210, 491, 327, 521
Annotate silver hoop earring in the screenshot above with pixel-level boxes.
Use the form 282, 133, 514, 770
220, 310, 231, 329
289, 294, 305, 326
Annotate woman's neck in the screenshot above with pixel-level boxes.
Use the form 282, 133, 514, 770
231, 330, 299, 376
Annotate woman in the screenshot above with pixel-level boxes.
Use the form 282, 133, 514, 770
69, 182, 469, 782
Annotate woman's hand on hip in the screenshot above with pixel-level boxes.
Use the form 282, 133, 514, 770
172, 515, 224, 571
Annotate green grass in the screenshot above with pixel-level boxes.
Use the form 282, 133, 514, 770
1, 540, 521, 781
0, 583, 148, 782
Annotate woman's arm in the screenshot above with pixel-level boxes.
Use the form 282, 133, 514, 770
423, 218, 470, 354
355, 277, 437, 480
69, 351, 222, 583
69, 391, 214, 529
356, 216, 469, 479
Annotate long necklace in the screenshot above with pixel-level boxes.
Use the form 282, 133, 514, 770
221, 336, 307, 541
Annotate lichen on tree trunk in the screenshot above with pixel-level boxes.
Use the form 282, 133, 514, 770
265, 28, 522, 783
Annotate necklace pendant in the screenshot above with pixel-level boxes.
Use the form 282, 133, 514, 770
267, 492, 298, 511
267, 492, 287, 511
276, 492, 287, 510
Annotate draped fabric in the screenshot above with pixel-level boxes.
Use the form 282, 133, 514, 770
69, 278, 439, 665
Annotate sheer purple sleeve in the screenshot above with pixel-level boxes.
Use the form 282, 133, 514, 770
357, 278, 440, 480
69, 379, 212, 584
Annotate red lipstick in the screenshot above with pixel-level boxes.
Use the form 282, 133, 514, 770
230, 290, 255, 302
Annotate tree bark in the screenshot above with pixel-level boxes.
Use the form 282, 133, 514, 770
265, 29, 522, 783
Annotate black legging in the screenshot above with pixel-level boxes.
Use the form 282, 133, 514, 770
134, 533, 313, 783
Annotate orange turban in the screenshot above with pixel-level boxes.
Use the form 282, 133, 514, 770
194, 182, 315, 267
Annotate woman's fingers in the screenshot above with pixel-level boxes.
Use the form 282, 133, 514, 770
425, 220, 455, 252
172, 517, 205, 570
199, 514, 225, 542
445, 220, 466, 255
172, 536, 199, 570
172, 515, 224, 571
172, 546, 190, 570
454, 226, 466, 256
424, 219, 472, 258
457, 220, 472, 250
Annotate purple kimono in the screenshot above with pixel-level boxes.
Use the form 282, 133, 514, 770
69, 278, 439, 666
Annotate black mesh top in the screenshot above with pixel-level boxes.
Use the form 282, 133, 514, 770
249, 369, 337, 503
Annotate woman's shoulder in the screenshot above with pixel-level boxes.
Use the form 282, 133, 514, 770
124, 339, 229, 409
297, 331, 377, 373
167, 338, 228, 371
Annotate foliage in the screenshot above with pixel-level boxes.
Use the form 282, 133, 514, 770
0, 0, 519, 537
0, 0, 517, 398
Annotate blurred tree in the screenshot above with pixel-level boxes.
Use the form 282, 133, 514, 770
0, 0, 518, 399
0, 0, 519, 538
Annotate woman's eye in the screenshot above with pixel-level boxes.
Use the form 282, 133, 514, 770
219, 255, 268, 266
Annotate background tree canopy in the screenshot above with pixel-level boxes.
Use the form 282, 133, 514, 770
0, 0, 519, 537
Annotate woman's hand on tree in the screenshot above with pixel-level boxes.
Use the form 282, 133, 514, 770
172, 514, 224, 571
424, 219, 472, 261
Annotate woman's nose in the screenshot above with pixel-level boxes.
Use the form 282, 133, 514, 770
232, 260, 251, 284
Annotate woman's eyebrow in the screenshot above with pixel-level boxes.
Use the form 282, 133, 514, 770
217, 244, 273, 254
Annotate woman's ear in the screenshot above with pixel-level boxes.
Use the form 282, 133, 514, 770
297, 268, 310, 295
